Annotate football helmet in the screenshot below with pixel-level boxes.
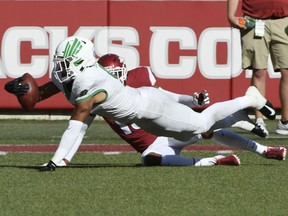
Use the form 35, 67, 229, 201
98, 53, 127, 84
53, 36, 96, 83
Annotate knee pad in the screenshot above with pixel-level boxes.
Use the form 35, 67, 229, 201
143, 154, 162, 166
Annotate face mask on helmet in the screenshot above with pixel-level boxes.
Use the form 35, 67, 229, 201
53, 36, 97, 83
98, 53, 128, 84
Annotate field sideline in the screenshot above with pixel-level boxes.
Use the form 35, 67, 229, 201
0, 144, 246, 153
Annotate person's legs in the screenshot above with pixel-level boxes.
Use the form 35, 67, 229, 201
198, 86, 274, 133
276, 68, 288, 135
211, 129, 266, 154
251, 69, 269, 136
210, 129, 286, 160
141, 137, 200, 166
141, 137, 240, 166
137, 86, 275, 141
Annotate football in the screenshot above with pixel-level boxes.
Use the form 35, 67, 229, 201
17, 73, 39, 111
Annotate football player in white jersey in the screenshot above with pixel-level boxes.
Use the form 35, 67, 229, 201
7, 51, 286, 170
4, 36, 282, 171
41, 36, 277, 171
57, 53, 286, 168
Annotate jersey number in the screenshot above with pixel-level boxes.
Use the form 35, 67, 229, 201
115, 121, 140, 135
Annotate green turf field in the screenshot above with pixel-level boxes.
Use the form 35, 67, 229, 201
0, 119, 287, 216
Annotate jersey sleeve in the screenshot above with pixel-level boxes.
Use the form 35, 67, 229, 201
125, 67, 157, 88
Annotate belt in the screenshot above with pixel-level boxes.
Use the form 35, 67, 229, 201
245, 15, 288, 20
265, 16, 287, 20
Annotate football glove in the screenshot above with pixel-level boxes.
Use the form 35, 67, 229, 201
4, 77, 30, 96
39, 160, 57, 172
193, 90, 210, 106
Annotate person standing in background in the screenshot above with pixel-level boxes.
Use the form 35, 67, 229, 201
227, 0, 288, 135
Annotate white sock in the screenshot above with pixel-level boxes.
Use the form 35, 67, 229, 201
194, 157, 217, 166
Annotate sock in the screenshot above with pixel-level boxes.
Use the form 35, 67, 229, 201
212, 129, 267, 154
194, 157, 217, 166
161, 155, 200, 166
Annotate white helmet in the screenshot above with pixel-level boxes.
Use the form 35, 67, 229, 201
53, 36, 96, 83
97, 53, 128, 84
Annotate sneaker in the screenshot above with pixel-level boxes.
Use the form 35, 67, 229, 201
255, 118, 269, 137
41, 159, 67, 167
232, 120, 267, 138
276, 121, 288, 135
262, 147, 287, 160
216, 155, 240, 166
251, 124, 268, 138
245, 86, 276, 120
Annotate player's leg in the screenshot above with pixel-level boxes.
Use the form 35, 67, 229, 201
141, 137, 197, 166
210, 110, 267, 138
136, 86, 275, 140
199, 85, 275, 130
166, 135, 202, 154
211, 129, 286, 160
141, 137, 240, 166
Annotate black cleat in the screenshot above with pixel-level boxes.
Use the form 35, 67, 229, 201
251, 124, 268, 138
39, 160, 56, 172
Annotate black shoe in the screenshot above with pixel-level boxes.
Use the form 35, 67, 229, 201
39, 160, 56, 172
251, 124, 268, 138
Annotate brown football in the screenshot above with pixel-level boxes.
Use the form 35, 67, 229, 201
17, 73, 39, 111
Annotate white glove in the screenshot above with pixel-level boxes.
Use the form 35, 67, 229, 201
192, 90, 210, 107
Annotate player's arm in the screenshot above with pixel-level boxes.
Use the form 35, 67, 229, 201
158, 88, 210, 108
62, 113, 96, 166
37, 81, 60, 102
39, 92, 106, 171
147, 67, 209, 107
5, 76, 60, 102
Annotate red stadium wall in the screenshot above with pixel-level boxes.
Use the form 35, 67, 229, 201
0, 0, 281, 110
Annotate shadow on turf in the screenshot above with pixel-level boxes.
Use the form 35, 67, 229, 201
0, 163, 281, 171
0, 163, 144, 170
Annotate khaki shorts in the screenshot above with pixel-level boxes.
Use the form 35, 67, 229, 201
241, 16, 288, 71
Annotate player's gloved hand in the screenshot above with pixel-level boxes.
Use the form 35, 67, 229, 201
193, 90, 210, 106
39, 160, 57, 172
4, 77, 30, 96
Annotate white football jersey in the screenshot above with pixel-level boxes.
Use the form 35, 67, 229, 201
52, 63, 141, 123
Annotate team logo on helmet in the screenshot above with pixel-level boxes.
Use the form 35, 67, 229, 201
62, 38, 84, 67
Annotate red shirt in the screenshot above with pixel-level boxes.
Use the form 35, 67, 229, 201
104, 67, 158, 153
242, 0, 288, 19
